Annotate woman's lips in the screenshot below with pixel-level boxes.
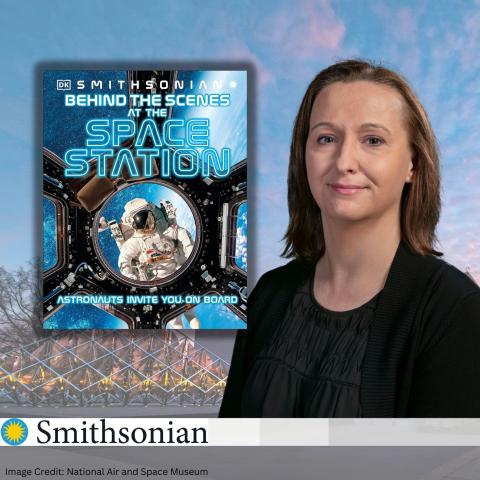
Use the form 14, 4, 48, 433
329, 183, 366, 195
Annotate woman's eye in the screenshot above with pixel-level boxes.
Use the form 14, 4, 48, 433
317, 135, 336, 145
365, 136, 384, 146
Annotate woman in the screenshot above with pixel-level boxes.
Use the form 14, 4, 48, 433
219, 59, 480, 418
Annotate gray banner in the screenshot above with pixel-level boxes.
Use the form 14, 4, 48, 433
0, 446, 479, 480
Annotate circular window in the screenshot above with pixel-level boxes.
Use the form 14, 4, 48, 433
93, 181, 200, 286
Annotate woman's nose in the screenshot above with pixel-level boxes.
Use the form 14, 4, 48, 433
334, 136, 359, 173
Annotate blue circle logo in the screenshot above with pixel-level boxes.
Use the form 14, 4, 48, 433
1, 418, 28, 445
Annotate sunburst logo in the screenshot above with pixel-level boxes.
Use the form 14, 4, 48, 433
1, 419, 28, 446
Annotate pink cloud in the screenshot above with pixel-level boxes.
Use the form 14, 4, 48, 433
392, 7, 418, 43
427, 5, 480, 72
226, 39, 276, 87
373, 3, 421, 43
255, 0, 346, 59
370, 3, 423, 80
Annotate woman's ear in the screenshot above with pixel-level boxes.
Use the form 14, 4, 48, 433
405, 153, 415, 183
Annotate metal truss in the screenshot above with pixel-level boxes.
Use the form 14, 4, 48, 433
0, 331, 229, 407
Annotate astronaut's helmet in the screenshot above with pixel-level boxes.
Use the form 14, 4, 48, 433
132, 209, 156, 232
122, 198, 154, 233
122, 198, 176, 235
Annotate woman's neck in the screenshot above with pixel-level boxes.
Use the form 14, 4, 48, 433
314, 212, 401, 311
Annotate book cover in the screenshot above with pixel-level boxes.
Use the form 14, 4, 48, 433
42, 69, 247, 329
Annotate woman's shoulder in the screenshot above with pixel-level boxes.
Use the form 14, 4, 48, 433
415, 253, 480, 322
426, 255, 480, 300
254, 259, 311, 288
416, 255, 480, 353
247, 259, 312, 331
249, 259, 311, 307
396, 243, 479, 299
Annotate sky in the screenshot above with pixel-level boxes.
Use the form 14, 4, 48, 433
1, 0, 480, 283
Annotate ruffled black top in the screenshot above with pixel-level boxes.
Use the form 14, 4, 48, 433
240, 274, 380, 417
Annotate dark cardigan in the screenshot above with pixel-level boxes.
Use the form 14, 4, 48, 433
219, 243, 480, 417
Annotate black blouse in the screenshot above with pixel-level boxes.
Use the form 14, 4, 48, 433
239, 275, 380, 417
220, 244, 480, 417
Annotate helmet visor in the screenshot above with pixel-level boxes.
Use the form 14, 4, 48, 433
132, 210, 155, 230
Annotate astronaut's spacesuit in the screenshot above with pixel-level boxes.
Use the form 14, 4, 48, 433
109, 198, 193, 281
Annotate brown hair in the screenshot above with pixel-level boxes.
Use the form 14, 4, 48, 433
282, 59, 441, 264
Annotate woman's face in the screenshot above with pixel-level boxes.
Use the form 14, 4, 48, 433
305, 81, 414, 225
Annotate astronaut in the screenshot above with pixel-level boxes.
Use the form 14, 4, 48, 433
114, 198, 194, 281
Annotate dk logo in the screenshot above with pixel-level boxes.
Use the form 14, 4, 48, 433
56, 79, 71, 90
